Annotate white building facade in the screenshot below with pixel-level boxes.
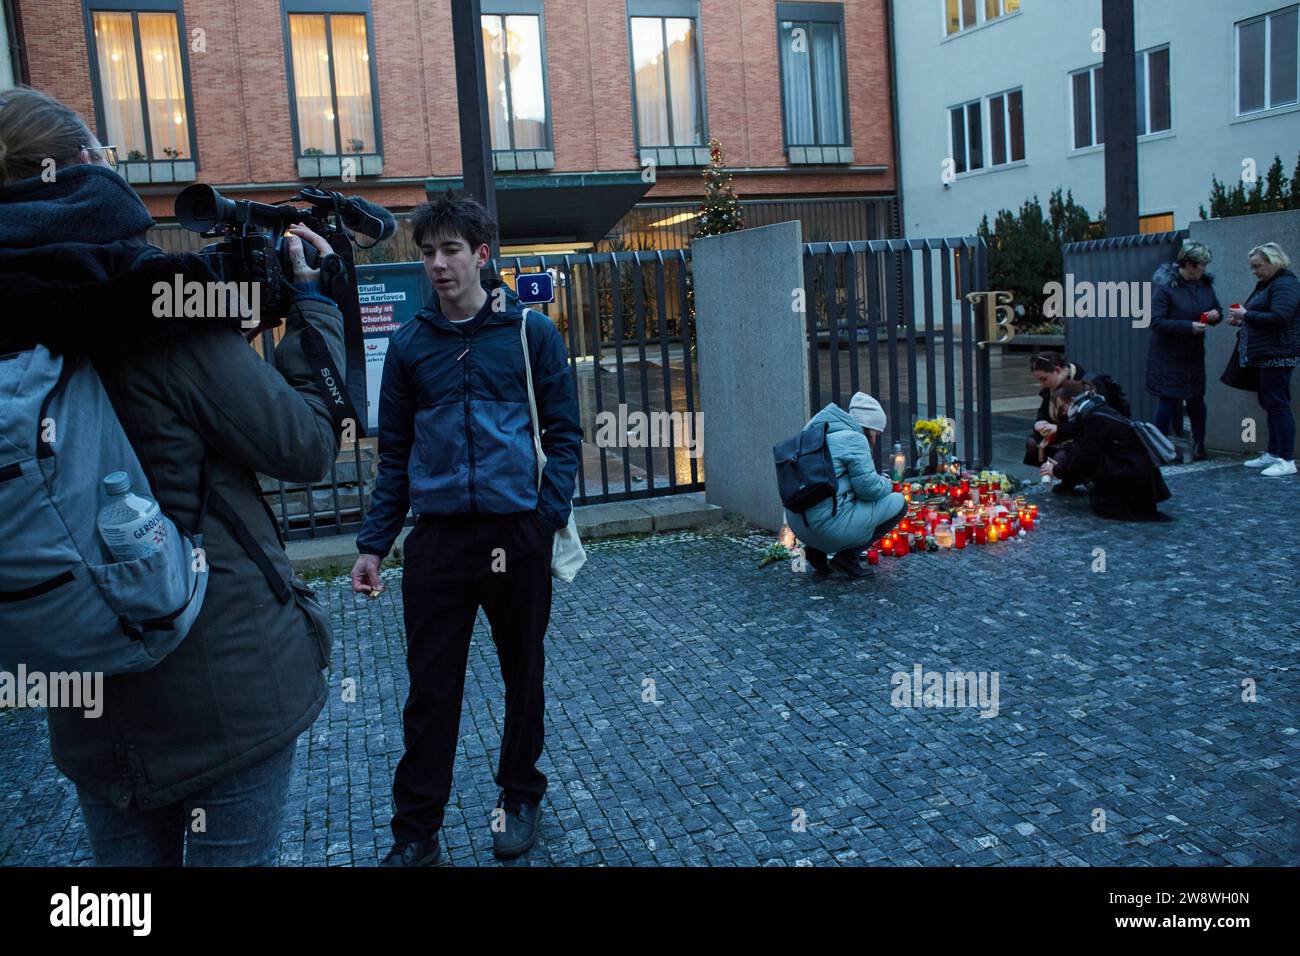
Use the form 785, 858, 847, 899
891, 0, 1300, 237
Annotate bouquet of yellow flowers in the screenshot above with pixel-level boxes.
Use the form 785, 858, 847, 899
913, 416, 956, 459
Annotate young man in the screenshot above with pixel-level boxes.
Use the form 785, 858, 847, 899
350, 192, 581, 866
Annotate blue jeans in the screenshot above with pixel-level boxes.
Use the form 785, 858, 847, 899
1154, 396, 1206, 444
1258, 366, 1296, 459
75, 742, 296, 866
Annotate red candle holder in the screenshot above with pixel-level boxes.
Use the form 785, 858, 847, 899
1199, 312, 1210, 325
973, 521, 988, 545
895, 533, 910, 556
954, 525, 968, 549
881, 537, 894, 557
866, 548, 880, 565
892, 481, 902, 493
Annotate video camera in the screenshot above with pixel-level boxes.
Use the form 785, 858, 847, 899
174, 183, 395, 440
174, 183, 396, 317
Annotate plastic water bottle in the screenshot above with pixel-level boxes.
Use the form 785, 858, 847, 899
98, 472, 168, 561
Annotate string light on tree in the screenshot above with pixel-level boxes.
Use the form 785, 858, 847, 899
695, 137, 743, 238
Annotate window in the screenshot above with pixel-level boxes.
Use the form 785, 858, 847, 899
949, 99, 981, 173
949, 88, 1021, 173
482, 3, 553, 170
629, 1, 708, 167
987, 88, 1023, 165
777, 2, 853, 164
84, 0, 197, 183
1136, 45, 1170, 134
284, 2, 382, 178
1071, 64, 1104, 148
945, 0, 1020, 36
1238, 6, 1298, 114
1139, 213, 1175, 234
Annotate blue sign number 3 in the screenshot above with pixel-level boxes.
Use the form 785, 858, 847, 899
517, 271, 555, 305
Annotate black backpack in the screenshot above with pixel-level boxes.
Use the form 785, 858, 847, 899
773, 422, 839, 516
1082, 372, 1131, 418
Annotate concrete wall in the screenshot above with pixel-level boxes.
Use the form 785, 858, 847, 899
693, 220, 809, 530
1190, 209, 1300, 457
892, 0, 1300, 238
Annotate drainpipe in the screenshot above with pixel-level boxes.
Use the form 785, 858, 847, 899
885, 0, 905, 238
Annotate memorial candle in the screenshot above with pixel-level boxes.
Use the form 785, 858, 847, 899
866, 548, 880, 565
954, 524, 968, 549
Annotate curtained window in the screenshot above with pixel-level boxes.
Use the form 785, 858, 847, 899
288, 13, 377, 156
90, 9, 192, 162
481, 13, 550, 151
779, 13, 847, 146
629, 15, 702, 147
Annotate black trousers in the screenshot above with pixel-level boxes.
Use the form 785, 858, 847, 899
391, 511, 553, 842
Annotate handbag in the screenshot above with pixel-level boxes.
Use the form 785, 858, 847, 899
520, 310, 587, 583
1220, 337, 1259, 392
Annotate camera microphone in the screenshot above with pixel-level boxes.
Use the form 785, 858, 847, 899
297, 187, 397, 242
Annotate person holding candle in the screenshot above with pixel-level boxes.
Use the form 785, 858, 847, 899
1146, 241, 1223, 463
1227, 243, 1299, 478
1024, 353, 1085, 467
787, 392, 907, 578
1041, 381, 1171, 520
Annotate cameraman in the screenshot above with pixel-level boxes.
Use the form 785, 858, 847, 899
0, 87, 344, 866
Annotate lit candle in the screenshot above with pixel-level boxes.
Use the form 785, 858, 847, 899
935, 523, 954, 549
881, 536, 895, 557
892, 481, 902, 493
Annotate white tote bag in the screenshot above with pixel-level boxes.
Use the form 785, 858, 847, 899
520, 311, 587, 583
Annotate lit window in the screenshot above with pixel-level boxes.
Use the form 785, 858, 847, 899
946, 0, 1020, 36
89, 8, 193, 163
288, 12, 377, 156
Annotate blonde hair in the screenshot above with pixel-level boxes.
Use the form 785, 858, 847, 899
1249, 242, 1292, 271
0, 87, 94, 184
1176, 240, 1213, 266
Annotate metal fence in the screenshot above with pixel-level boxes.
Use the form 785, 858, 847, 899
258, 249, 703, 540
802, 238, 995, 470
1063, 230, 1188, 424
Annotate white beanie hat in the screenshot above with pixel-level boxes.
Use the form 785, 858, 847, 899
847, 392, 886, 432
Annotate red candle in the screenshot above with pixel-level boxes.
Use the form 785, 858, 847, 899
974, 521, 988, 545
954, 525, 968, 549
898, 518, 911, 535
1199, 312, 1210, 325
892, 481, 902, 493
881, 537, 894, 557
960, 479, 970, 497
1022, 513, 1035, 531
866, 548, 879, 565
895, 533, 910, 556
1231, 303, 1242, 310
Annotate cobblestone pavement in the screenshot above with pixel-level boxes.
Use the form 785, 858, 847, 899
3, 461, 1297, 866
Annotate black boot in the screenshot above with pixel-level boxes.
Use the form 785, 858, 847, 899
829, 550, 870, 578
1192, 440, 1208, 461
804, 547, 831, 575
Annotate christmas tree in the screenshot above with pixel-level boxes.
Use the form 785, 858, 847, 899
695, 137, 743, 238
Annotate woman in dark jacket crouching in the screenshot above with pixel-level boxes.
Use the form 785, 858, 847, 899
1147, 241, 1223, 462
1042, 380, 1171, 520
0, 88, 346, 865
1230, 242, 1300, 477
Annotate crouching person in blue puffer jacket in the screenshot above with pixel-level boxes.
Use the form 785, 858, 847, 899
787, 392, 906, 578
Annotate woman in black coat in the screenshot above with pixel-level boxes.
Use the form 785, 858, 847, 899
1042, 381, 1171, 520
1023, 353, 1085, 466
1147, 241, 1223, 462
1230, 242, 1300, 477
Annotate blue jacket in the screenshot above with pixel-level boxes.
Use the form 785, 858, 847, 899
356, 285, 582, 558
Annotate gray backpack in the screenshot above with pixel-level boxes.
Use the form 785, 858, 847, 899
0, 345, 208, 675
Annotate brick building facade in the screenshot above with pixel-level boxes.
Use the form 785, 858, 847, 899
12, 0, 898, 247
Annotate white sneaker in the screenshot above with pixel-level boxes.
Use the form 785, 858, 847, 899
1260, 459, 1297, 477
1244, 452, 1279, 468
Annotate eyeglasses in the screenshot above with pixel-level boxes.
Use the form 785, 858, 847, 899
81, 144, 119, 169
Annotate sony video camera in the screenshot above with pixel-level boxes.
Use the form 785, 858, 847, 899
174, 183, 396, 317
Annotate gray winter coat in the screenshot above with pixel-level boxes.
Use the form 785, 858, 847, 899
786, 404, 905, 554
0, 165, 342, 810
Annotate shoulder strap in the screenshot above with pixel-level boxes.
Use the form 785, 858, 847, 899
520, 309, 545, 490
